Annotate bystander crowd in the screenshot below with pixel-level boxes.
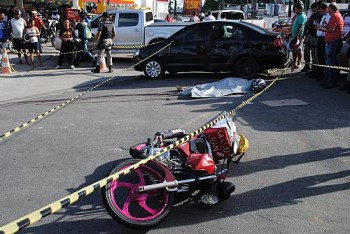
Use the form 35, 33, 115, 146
56, 19, 75, 69
301, 2, 320, 72
9, 9, 29, 64
25, 18, 41, 66
74, 14, 97, 68
290, 3, 307, 69
0, 12, 9, 53
318, 2, 344, 89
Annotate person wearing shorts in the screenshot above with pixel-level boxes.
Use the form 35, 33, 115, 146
290, 3, 307, 69
25, 18, 41, 66
9, 9, 29, 64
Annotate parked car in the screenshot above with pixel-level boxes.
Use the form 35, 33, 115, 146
133, 20, 288, 79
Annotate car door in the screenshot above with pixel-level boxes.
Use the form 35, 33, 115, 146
166, 24, 212, 71
116, 12, 142, 46
207, 22, 246, 69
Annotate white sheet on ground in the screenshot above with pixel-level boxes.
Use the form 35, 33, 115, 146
179, 77, 252, 98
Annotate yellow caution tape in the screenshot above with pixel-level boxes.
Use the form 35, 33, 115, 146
0, 58, 289, 234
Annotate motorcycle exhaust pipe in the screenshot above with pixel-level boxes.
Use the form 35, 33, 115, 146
138, 175, 217, 192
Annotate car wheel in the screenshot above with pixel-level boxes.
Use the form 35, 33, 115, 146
144, 58, 165, 79
234, 57, 259, 79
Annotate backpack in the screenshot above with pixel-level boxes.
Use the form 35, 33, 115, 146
82, 22, 92, 39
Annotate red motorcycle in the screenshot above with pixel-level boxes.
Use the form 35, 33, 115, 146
101, 117, 249, 229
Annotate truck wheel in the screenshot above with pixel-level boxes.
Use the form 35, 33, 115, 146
144, 58, 165, 79
234, 57, 259, 79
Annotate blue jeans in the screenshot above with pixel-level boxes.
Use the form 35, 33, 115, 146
323, 38, 343, 86
75, 39, 95, 65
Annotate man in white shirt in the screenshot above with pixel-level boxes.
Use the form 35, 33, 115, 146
9, 9, 28, 64
204, 11, 216, 21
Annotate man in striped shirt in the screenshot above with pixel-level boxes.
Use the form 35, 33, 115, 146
318, 3, 344, 89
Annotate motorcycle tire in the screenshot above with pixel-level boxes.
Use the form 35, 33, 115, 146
102, 158, 175, 230
129, 142, 149, 159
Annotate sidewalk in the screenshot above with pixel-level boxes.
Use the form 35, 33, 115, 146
0, 44, 113, 103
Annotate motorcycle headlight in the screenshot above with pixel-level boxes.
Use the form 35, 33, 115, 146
134, 49, 140, 57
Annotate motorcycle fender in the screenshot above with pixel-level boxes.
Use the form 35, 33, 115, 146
147, 160, 176, 182
185, 153, 215, 174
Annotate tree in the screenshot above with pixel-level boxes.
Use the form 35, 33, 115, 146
202, 0, 219, 12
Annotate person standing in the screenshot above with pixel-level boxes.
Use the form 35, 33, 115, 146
32, 10, 45, 53
9, 10, 29, 64
25, 18, 41, 66
318, 2, 344, 89
165, 15, 172, 22
7, 5, 15, 20
74, 14, 97, 67
91, 12, 115, 73
204, 11, 216, 21
21, 8, 30, 22
0, 12, 9, 53
189, 11, 200, 22
290, 3, 307, 69
343, 4, 350, 37
56, 19, 75, 69
309, 3, 330, 80
301, 2, 319, 73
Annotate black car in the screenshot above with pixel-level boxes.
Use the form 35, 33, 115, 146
271, 17, 292, 29
133, 21, 289, 79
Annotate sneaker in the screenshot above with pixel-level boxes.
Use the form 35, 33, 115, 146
91, 68, 100, 73
56, 65, 61, 69
70, 65, 75, 69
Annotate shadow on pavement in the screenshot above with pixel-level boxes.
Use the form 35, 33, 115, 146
21, 147, 350, 233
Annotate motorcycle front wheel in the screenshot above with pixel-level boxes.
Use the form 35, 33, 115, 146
102, 158, 175, 229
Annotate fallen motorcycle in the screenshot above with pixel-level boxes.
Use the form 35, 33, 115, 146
101, 116, 249, 229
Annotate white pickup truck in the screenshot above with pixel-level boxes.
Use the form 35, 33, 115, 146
89, 10, 191, 55
211, 10, 266, 29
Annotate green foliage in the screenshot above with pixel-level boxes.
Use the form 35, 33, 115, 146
202, 0, 219, 12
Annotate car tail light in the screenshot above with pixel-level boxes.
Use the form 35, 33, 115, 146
273, 36, 283, 48
263, 22, 266, 29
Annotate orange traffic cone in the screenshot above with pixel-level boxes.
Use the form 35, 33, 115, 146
1, 52, 12, 74
99, 54, 107, 71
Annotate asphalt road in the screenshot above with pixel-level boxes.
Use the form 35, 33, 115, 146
0, 49, 349, 233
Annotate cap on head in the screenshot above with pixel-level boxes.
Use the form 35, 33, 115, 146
102, 12, 108, 18
32, 11, 37, 15
15, 9, 22, 15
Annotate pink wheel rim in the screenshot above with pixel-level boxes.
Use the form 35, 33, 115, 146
108, 164, 169, 221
